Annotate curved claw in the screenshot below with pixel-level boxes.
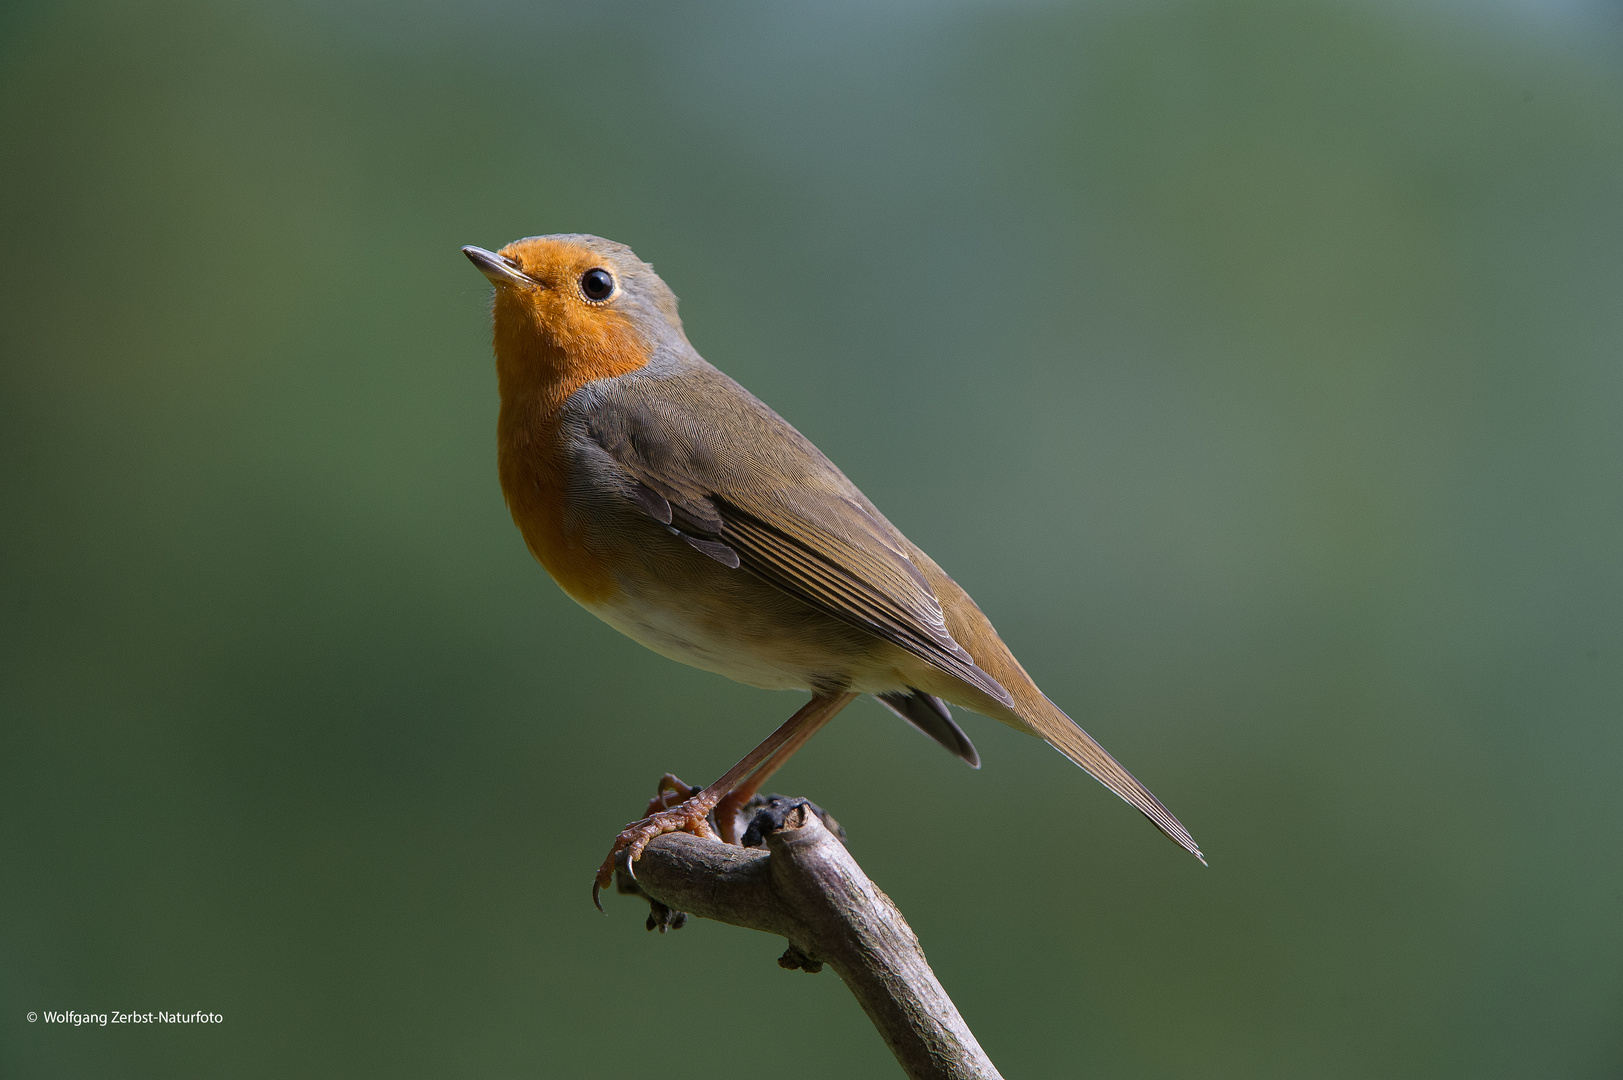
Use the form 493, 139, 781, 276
589, 793, 724, 911
591, 847, 621, 911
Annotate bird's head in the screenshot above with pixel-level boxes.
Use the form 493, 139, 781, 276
463, 234, 684, 389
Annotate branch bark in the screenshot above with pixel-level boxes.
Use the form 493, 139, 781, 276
622, 798, 1003, 1080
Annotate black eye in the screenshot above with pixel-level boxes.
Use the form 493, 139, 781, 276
580, 268, 615, 301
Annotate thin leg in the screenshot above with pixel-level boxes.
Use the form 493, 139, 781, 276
592, 691, 858, 908
713, 700, 846, 844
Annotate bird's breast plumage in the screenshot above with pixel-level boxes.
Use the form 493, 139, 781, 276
498, 409, 623, 608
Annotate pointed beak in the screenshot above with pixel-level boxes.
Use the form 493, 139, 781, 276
462, 245, 536, 288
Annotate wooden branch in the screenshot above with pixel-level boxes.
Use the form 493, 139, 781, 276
621, 799, 1004, 1080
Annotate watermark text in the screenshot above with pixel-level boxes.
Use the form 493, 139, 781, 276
28, 1010, 222, 1027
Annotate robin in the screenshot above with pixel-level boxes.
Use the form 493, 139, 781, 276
463, 234, 1203, 905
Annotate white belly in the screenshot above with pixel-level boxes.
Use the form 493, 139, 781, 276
578, 571, 911, 696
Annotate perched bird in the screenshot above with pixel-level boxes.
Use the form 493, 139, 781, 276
463, 234, 1203, 904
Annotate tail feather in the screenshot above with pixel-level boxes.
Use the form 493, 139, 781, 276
1028, 694, 1205, 863
903, 545, 1204, 863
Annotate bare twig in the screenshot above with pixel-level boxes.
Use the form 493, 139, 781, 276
620, 798, 1003, 1080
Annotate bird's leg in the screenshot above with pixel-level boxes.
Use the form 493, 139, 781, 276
593, 691, 858, 908
711, 702, 845, 844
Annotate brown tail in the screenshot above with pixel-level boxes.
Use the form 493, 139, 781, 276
908, 548, 1205, 863
1021, 693, 1205, 864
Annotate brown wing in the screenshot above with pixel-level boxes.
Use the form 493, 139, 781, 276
585, 377, 1013, 707
584, 367, 1203, 863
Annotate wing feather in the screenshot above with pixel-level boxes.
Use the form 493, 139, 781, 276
586, 392, 1011, 705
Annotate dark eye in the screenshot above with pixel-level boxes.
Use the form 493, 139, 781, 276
580, 268, 615, 301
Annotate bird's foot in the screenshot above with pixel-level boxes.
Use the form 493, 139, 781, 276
592, 788, 722, 911
608, 772, 703, 930
643, 773, 701, 817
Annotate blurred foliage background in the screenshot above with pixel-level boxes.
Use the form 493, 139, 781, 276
3, 1, 1622, 1076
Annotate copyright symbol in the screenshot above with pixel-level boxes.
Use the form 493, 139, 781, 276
27, 1012, 36, 1022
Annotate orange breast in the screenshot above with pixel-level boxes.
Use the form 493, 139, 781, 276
499, 411, 621, 608
491, 280, 651, 608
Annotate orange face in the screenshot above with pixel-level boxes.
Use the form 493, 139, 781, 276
490, 238, 651, 389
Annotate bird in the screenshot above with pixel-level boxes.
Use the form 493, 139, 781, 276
462, 234, 1203, 905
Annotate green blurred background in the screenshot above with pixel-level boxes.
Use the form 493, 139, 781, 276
4, 0, 1621, 1076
